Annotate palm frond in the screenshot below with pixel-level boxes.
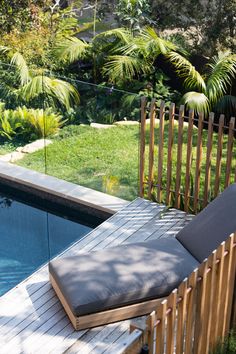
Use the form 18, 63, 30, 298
141, 27, 177, 55
10, 52, 30, 85
207, 52, 236, 105
182, 91, 209, 114
121, 93, 140, 109
20, 76, 80, 109
54, 37, 89, 63
214, 95, 236, 117
167, 51, 206, 92
0, 46, 11, 55
103, 55, 151, 82
93, 28, 132, 45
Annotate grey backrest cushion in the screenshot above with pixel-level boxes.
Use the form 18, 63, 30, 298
176, 183, 236, 262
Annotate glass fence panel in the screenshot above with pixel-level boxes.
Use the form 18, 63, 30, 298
0, 64, 51, 294
43, 78, 141, 201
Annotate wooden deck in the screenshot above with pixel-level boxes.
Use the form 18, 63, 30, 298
0, 198, 193, 354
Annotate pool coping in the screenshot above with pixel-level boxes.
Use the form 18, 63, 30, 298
0, 161, 129, 220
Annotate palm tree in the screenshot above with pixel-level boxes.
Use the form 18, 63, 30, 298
167, 50, 236, 114
0, 46, 80, 109
53, 27, 178, 83
101, 27, 178, 83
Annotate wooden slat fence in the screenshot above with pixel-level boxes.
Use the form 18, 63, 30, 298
127, 232, 236, 354
139, 99, 236, 213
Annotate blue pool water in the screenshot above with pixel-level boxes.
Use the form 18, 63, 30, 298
0, 192, 93, 296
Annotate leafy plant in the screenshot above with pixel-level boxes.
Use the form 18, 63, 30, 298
0, 105, 63, 141
0, 103, 22, 139
114, 0, 154, 32
210, 331, 236, 354
0, 46, 80, 110
168, 50, 236, 117
17, 107, 63, 138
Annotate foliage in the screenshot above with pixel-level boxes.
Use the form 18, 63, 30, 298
0, 28, 52, 69
20, 75, 80, 110
114, 0, 154, 32
0, 0, 42, 34
210, 331, 236, 354
0, 104, 63, 141
72, 84, 139, 124
0, 1, 85, 71
119, 71, 180, 121
16, 106, 63, 138
55, 26, 178, 85
101, 27, 178, 83
150, 0, 236, 56
0, 46, 80, 110
168, 50, 236, 116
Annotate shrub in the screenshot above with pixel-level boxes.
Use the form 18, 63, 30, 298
0, 104, 63, 142
210, 331, 236, 354
17, 107, 63, 139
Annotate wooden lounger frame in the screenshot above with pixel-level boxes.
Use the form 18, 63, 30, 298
50, 274, 164, 330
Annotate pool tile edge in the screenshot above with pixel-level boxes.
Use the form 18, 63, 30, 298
0, 161, 129, 215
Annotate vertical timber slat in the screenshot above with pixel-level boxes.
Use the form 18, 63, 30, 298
184, 109, 194, 212
193, 261, 208, 354
218, 241, 230, 338
207, 251, 217, 351
157, 101, 165, 203
193, 113, 204, 213
139, 97, 147, 197
166, 103, 175, 205
225, 117, 235, 188
201, 253, 214, 353
215, 242, 226, 340
203, 113, 214, 207
175, 105, 184, 209
184, 270, 198, 354
147, 311, 156, 354
156, 300, 167, 354
226, 233, 236, 333
214, 115, 225, 197
222, 234, 236, 336
166, 289, 177, 354
176, 279, 188, 354
148, 99, 156, 199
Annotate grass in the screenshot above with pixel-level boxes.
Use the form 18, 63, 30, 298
0, 141, 24, 156
11, 121, 235, 204
146, 121, 235, 211
17, 125, 140, 201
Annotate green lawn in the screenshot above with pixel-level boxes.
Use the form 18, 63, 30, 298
17, 125, 140, 201
14, 123, 235, 205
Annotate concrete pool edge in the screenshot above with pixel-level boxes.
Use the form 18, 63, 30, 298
0, 161, 129, 219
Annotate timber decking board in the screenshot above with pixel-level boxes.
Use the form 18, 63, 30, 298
0, 198, 192, 354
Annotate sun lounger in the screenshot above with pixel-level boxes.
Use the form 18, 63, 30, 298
49, 183, 236, 330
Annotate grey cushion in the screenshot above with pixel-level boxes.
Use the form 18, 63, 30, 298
176, 183, 236, 262
49, 237, 199, 316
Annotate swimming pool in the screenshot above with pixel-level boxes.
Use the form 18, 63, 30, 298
0, 190, 95, 296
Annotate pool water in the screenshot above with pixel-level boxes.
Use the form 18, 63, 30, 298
0, 193, 93, 296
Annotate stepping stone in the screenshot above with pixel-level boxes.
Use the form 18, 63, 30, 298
114, 120, 139, 126
21, 139, 52, 153
91, 123, 115, 129
145, 118, 160, 125
0, 139, 52, 163
0, 151, 25, 162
